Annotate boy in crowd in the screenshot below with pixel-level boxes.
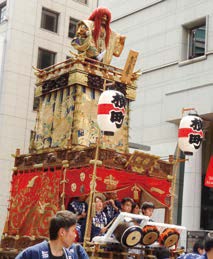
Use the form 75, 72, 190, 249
178, 240, 205, 259
198, 233, 213, 259
141, 201, 155, 221
16, 210, 89, 259
121, 197, 134, 213
103, 191, 121, 223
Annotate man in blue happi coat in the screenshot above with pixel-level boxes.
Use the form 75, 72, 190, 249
15, 210, 88, 259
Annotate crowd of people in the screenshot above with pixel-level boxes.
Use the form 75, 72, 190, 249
15, 192, 213, 259
67, 192, 155, 242
15, 193, 155, 259
176, 234, 213, 259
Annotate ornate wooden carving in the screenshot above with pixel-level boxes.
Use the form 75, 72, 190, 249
87, 74, 104, 90
150, 160, 173, 178
14, 148, 172, 179
15, 156, 25, 167
125, 151, 160, 176
99, 149, 131, 169
0, 236, 16, 250
56, 150, 67, 161
15, 236, 33, 250
42, 73, 69, 94
68, 148, 95, 168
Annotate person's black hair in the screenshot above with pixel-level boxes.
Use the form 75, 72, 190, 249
155, 247, 170, 259
132, 202, 140, 211
121, 197, 133, 205
193, 240, 204, 253
141, 201, 155, 210
49, 210, 77, 240
204, 232, 213, 252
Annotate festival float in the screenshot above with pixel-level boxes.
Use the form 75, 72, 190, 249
0, 7, 187, 259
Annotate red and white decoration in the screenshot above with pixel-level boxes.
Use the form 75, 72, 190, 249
97, 90, 126, 135
178, 114, 203, 155
205, 156, 213, 188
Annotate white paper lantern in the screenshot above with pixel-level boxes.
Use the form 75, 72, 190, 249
97, 90, 126, 136
178, 114, 203, 155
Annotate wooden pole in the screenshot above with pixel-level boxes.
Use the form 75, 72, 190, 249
83, 133, 102, 247
169, 148, 181, 223
83, 81, 111, 247
61, 160, 69, 210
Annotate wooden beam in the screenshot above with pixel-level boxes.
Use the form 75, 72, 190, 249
121, 50, 139, 84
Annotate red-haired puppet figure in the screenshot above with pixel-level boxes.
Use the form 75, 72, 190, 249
71, 7, 126, 64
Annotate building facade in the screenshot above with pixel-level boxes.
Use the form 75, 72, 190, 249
99, 0, 213, 231
0, 0, 98, 234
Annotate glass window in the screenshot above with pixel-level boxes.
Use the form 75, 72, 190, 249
37, 48, 56, 69
0, 2, 6, 23
188, 24, 206, 59
68, 17, 78, 38
74, 0, 88, 4
41, 7, 59, 33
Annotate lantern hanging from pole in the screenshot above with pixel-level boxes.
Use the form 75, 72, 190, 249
178, 113, 203, 155
97, 90, 126, 136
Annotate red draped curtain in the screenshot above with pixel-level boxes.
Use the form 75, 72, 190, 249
6, 169, 62, 237
65, 166, 171, 208
4, 166, 171, 238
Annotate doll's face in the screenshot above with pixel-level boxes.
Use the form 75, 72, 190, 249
80, 172, 85, 181
71, 183, 77, 192
77, 24, 89, 37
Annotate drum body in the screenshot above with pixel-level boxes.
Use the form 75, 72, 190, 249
159, 228, 180, 248
141, 225, 160, 246
114, 222, 143, 247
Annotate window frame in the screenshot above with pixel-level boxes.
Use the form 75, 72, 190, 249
180, 16, 208, 65
37, 47, 56, 69
68, 17, 79, 38
40, 7, 59, 33
188, 24, 206, 60
0, 1, 7, 24
73, 0, 88, 5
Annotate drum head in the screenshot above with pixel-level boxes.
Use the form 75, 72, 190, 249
121, 226, 142, 248
163, 233, 179, 248
141, 231, 159, 245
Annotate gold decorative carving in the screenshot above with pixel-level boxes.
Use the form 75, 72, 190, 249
104, 174, 119, 190
126, 151, 160, 174
150, 187, 165, 195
